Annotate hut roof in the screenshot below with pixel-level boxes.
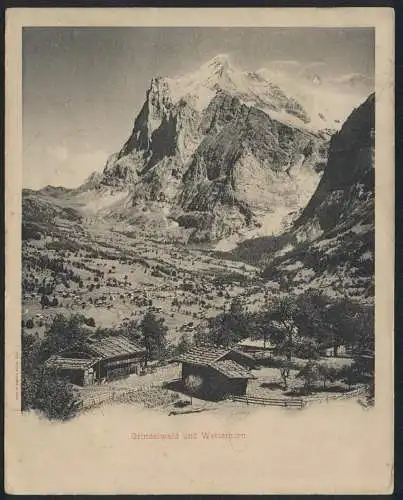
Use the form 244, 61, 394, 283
172, 345, 255, 365
211, 360, 255, 380
45, 355, 102, 371
237, 338, 276, 349
83, 335, 146, 358
172, 345, 232, 365
171, 345, 255, 380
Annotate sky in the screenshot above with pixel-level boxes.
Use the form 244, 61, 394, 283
22, 27, 375, 189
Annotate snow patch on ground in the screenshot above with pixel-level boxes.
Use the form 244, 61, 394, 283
74, 189, 131, 216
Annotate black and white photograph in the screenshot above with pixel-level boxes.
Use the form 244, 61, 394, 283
5, 8, 394, 495
20, 25, 376, 416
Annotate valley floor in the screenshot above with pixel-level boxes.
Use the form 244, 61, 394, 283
22, 218, 267, 343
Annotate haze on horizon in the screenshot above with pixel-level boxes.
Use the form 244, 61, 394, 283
22, 27, 374, 190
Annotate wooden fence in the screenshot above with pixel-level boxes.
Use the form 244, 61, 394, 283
231, 394, 305, 408
78, 385, 367, 411
304, 386, 367, 405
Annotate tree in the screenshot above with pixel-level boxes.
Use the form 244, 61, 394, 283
139, 310, 168, 364
265, 296, 300, 361
121, 320, 141, 343
339, 364, 359, 390
172, 297, 180, 311
21, 332, 43, 410
40, 294, 50, 310
33, 367, 80, 420
279, 360, 293, 391
40, 314, 88, 361
85, 317, 96, 327
207, 298, 248, 347
324, 298, 362, 355
353, 305, 375, 356
296, 360, 320, 394
176, 334, 192, 355
295, 339, 320, 360
317, 364, 338, 390
294, 290, 329, 342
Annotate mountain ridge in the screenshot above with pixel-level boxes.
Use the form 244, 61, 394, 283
228, 93, 375, 301
23, 55, 373, 252
74, 55, 338, 242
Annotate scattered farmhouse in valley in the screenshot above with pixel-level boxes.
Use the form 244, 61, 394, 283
320, 343, 352, 358
236, 337, 276, 357
44, 335, 147, 385
237, 338, 354, 359
170, 346, 256, 400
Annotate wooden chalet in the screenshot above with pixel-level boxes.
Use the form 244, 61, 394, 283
45, 335, 147, 386
171, 346, 256, 400
44, 354, 102, 386
236, 337, 276, 357
81, 335, 147, 380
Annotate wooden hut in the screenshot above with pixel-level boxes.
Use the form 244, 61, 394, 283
44, 354, 102, 386
80, 335, 147, 380
45, 335, 147, 385
171, 346, 255, 400
236, 337, 276, 357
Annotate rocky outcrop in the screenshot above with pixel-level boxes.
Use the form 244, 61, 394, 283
295, 93, 375, 235
251, 93, 375, 300
84, 56, 331, 242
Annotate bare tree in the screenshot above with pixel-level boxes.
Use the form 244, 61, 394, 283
279, 360, 293, 391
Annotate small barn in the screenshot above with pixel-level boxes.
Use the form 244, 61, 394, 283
236, 337, 276, 357
45, 335, 147, 385
44, 353, 102, 386
171, 346, 255, 400
81, 335, 147, 380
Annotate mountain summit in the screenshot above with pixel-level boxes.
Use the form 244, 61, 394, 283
76, 55, 370, 243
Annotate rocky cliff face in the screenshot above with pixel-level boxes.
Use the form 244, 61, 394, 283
251, 93, 375, 300
295, 93, 375, 236
86, 55, 332, 242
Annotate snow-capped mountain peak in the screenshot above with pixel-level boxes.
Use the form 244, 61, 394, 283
163, 54, 314, 129
164, 54, 237, 111
202, 53, 232, 72
159, 54, 370, 132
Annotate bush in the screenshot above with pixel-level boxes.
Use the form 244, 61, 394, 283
339, 365, 359, 389
296, 360, 320, 394
317, 364, 339, 389
34, 368, 80, 420
84, 317, 96, 327
176, 334, 192, 355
